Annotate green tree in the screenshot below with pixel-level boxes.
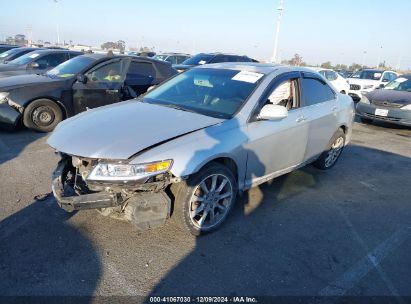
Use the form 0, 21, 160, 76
349, 63, 362, 71
335, 64, 348, 70
320, 61, 333, 69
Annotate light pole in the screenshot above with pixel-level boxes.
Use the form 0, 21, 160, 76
377, 46, 382, 68
54, 0, 60, 45
271, 0, 284, 63
361, 50, 367, 68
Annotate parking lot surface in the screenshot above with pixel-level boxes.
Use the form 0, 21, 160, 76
0, 121, 410, 299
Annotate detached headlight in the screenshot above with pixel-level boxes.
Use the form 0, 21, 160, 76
363, 85, 374, 90
359, 96, 370, 104
0, 92, 9, 104
402, 104, 411, 110
87, 159, 173, 181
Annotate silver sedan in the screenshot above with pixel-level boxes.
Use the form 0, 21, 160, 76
48, 63, 354, 235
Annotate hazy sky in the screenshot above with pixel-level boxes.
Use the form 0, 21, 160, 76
1, 0, 410, 69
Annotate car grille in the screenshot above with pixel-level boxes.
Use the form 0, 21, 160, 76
371, 100, 404, 108
363, 113, 401, 122
350, 84, 361, 90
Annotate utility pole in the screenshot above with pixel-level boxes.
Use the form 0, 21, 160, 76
361, 50, 367, 68
54, 0, 60, 45
271, 0, 284, 63
376, 45, 382, 68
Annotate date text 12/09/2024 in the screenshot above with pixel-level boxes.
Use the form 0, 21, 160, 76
149, 296, 258, 303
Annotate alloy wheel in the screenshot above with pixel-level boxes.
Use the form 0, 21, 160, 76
189, 174, 234, 229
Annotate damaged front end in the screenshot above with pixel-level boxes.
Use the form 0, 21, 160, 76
0, 95, 23, 129
52, 153, 177, 230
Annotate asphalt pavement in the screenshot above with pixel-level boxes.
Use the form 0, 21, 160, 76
0, 120, 410, 302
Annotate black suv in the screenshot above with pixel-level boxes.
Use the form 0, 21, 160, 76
173, 53, 258, 72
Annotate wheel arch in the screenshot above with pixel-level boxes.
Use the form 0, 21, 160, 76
189, 156, 240, 186
23, 96, 67, 119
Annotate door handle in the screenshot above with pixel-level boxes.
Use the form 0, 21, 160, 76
296, 116, 306, 123
106, 89, 119, 94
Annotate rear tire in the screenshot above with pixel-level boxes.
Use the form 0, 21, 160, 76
173, 162, 237, 236
313, 129, 345, 170
23, 99, 63, 132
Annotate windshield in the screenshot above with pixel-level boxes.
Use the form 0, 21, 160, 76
143, 68, 264, 118
350, 70, 383, 80
182, 54, 214, 65
46, 56, 96, 78
384, 77, 411, 92
8, 52, 41, 65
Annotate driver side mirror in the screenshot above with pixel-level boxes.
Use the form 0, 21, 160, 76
379, 83, 385, 88
257, 104, 288, 121
28, 62, 39, 69
76, 74, 88, 84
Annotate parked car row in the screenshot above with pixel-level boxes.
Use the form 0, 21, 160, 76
347, 69, 398, 102
356, 74, 411, 127
0, 49, 83, 78
0, 54, 177, 131
0, 49, 263, 132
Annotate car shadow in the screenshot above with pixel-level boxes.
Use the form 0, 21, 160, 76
0, 129, 46, 165
0, 196, 101, 299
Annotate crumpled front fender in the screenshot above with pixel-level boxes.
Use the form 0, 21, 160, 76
0, 103, 21, 129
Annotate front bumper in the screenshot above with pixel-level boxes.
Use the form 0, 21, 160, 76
356, 102, 411, 126
0, 103, 21, 129
50, 156, 172, 230
51, 158, 122, 212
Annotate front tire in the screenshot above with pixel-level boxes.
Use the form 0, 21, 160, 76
23, 99, 63, 132
313, 129, 345, 170
174, 162, 237, 236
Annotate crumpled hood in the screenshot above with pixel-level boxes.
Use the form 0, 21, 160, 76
0, 63, 24, 71
47, 100, 224, 160
367, 89, 411, 105
0, 74, 58, 90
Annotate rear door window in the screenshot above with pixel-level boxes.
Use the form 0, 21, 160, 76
126, 61, 156, 85
301, 78, 336, 106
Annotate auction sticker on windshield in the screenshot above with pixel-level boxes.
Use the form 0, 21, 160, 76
232, 71, 264, 83
375, 109, 388, 117
29, 53, 40, 58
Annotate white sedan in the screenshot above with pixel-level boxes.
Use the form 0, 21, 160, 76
308, 67, 350, 94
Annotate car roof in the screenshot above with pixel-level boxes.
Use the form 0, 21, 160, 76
361, 69, 385, 72
157, 53, 190, 56
79, 53, 172, 65
307, 66, 334, 72
26, 49, 81, 54
195, 62, 312, 75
